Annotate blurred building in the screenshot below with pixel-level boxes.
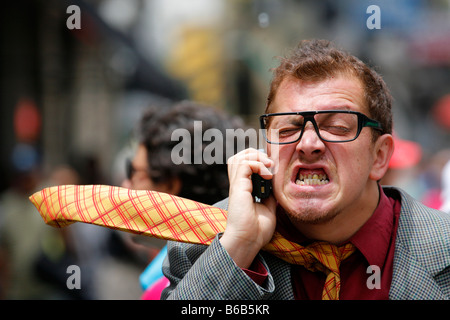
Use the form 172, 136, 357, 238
0, 0, 187, 192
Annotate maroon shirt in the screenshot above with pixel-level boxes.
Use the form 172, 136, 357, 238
243, 186, 401, 300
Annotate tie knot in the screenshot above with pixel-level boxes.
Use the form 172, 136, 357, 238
302, 241, 356, 274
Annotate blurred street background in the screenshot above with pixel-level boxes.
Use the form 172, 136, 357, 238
1, 0, 450, 299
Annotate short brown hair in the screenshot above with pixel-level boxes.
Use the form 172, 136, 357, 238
266, 39, 392, 137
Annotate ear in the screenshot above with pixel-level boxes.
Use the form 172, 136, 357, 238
369, 134, 395, 181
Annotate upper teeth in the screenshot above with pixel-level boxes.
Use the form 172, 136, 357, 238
296, 174, 329, 186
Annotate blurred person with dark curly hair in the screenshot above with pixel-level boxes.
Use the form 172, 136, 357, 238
122, 100, 247, 299
129, 100, 245, 205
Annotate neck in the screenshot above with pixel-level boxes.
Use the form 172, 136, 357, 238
294, 183, 381, 245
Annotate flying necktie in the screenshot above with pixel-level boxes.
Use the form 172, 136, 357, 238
29, 184, 355, 300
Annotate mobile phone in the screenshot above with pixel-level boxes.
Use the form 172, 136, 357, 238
251, 149, 272, 200
251, 173, 272, 200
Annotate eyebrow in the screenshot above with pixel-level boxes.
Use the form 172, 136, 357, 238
318, 105, 352, 111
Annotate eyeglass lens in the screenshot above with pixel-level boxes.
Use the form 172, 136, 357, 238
265, 112, 360, 143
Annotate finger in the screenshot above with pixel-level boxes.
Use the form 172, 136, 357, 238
228, 156, 274, 182
229, 160, 273, 183
227, 148, 273, 167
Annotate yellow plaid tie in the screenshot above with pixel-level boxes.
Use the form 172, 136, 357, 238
301, 241, 355, 300
29, 184, 355, 300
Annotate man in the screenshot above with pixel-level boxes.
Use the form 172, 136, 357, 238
161, 39, 450, 300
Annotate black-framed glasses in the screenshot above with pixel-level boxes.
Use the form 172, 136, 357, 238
260, 110, 383, 144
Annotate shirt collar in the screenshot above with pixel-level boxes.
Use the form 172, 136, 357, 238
275, 184, 396, 267
348, 184, 395, 267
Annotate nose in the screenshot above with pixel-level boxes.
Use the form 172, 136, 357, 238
295, 121, 326, 158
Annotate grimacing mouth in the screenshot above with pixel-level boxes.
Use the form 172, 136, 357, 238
295, 168, 329, 186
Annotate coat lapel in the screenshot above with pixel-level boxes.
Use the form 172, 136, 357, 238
388, 187, 449, 300
390, 241, 446, 299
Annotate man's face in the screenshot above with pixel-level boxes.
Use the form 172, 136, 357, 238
130, 144, 155, 191
130, 144, 180, 195
267, 75, 380, 225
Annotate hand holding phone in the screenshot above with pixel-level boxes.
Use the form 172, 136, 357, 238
221, 147, 277, 269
